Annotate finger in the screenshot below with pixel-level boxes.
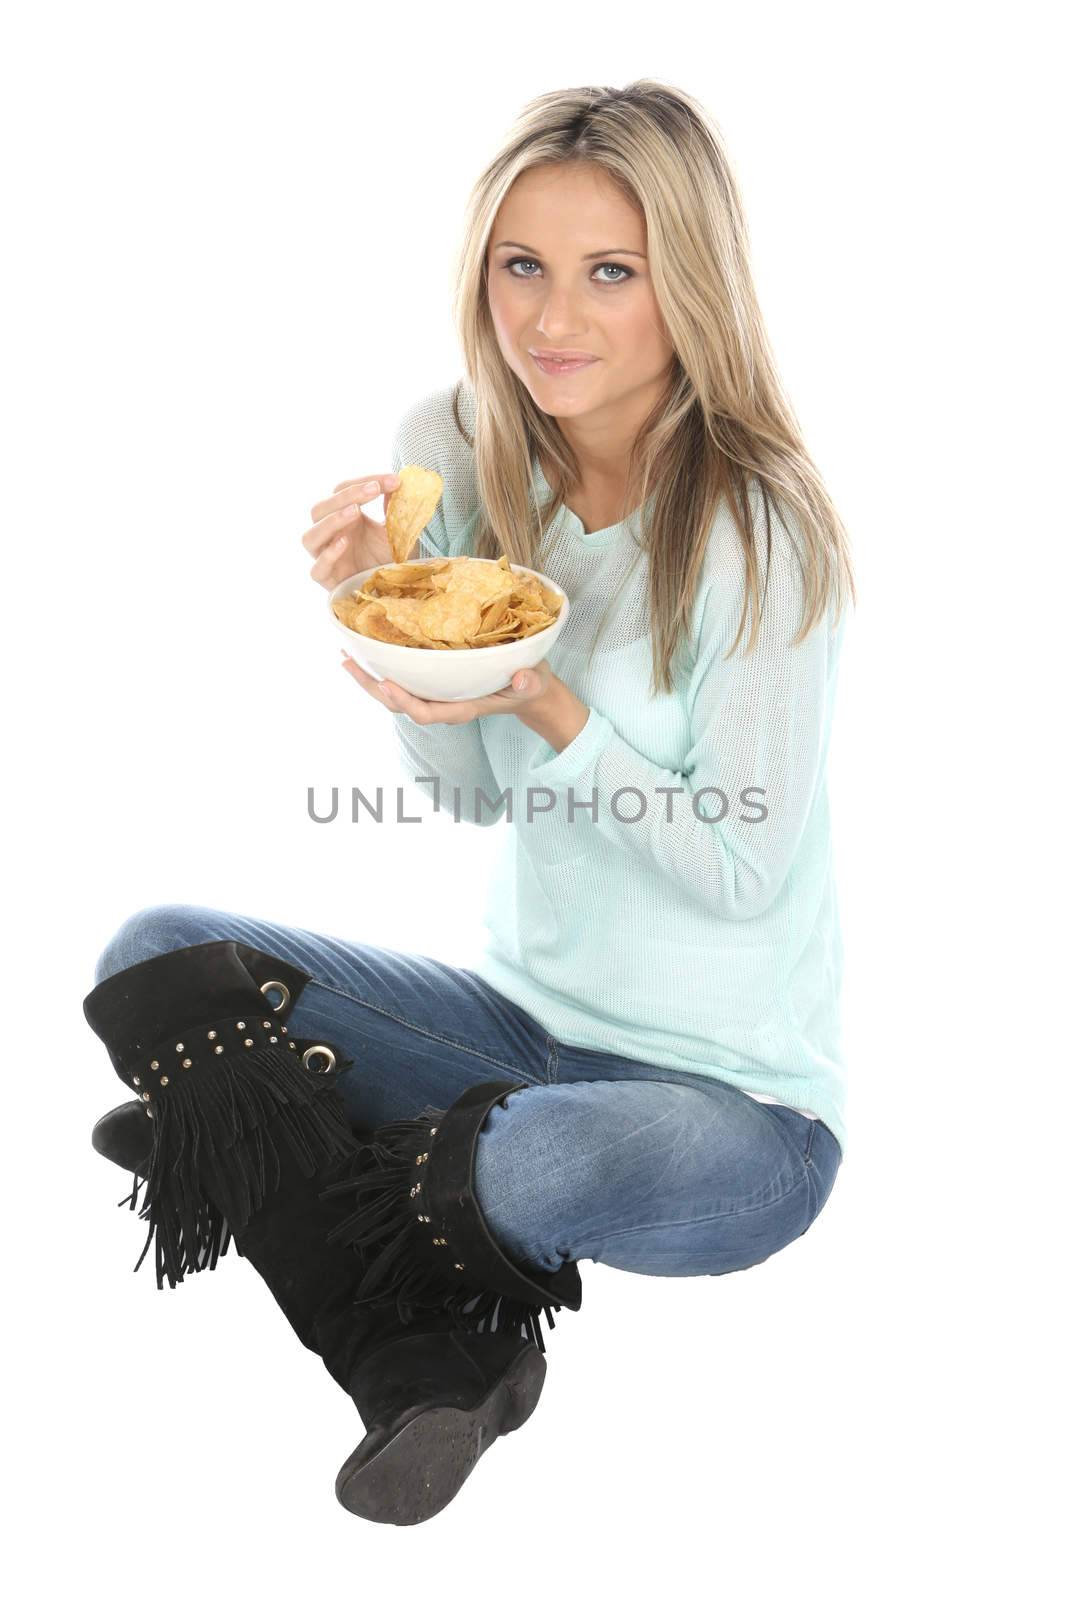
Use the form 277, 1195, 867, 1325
316, 475, 384, 517
378, 682, 475, 725
303, 477, 397, 555
312, 473, 401, 527
309, 532, 352, 587
477, 682, 523, 706
366, 678, 431, 722
340, 653, 398, 707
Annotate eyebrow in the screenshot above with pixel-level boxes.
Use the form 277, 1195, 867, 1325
493, 240, 647, 259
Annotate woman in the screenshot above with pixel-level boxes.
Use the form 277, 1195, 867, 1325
85, 80, 855, 1525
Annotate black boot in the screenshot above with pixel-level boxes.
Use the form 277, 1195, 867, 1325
315, 1078, 583, 1522
85, 951, 569, 1523
82, 938, 370, 1352
91, 1099, 154, 1176
313, 1295, 551, 1524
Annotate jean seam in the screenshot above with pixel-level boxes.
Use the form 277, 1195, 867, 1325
548, 1037, 559, 1085
299, 976, 540, 1087
801, 1121, 823, 1229
804, 1117, 818, 1164
748, 1094, 818, 1184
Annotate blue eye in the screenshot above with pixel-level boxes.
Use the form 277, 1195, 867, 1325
503, 256, 633, 285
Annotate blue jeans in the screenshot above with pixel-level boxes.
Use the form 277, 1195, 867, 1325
91, 904, 842, 1280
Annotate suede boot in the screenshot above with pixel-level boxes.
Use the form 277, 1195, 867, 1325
315, 1078, 583, 1522
85, 950, 576, 1523
82, 938, 366, 1345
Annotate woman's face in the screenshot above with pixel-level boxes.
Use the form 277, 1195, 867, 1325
487, 163, 674, 428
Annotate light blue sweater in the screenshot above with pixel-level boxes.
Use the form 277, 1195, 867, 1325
388, 383, 850, 1154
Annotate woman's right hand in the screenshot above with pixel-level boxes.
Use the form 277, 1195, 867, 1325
302, 473, 401, 589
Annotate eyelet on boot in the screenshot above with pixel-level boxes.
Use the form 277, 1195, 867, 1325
260, 980, 291, 1012
302, 1044, 337, 1074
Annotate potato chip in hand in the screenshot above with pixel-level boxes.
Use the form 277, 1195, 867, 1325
385, 464, 445, 563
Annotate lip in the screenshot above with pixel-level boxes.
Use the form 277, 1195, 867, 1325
529, 348, 598, 361
530, 352, 600, 375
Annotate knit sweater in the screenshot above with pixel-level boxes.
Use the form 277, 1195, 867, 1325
386, 382, 850, 1155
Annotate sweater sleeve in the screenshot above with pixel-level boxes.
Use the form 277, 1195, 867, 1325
526, 506, 844, 918
386, 401, 507, 827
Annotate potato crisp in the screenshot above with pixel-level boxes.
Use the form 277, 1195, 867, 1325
385, 464, 445, 563
332, 555, 564, 650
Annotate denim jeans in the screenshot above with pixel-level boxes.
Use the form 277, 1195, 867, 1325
91, 903, 842, 1280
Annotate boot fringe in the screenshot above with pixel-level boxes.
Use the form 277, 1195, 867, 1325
319, 1108, 561, 1356
127, 1044, 355, 1291
115, 1173, 236, 1272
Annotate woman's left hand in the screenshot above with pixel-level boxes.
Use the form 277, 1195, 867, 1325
340, 651, 558, 725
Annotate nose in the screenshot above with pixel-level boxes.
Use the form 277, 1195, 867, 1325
534, 282, 589, 345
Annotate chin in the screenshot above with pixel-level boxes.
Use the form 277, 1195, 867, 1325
531, 396, 595, 420
526, 378, 598, 408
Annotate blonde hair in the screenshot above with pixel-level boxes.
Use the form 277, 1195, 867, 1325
449, 79, 857, 694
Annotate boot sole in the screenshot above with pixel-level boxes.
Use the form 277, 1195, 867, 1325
335, 1340, 547, 1525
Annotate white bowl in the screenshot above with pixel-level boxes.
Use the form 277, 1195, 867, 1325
329, 558, 570, 701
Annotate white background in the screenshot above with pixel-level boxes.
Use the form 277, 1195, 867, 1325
4, 2, 1063, 1593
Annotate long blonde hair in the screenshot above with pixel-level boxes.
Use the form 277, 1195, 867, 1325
449, 79, 857, 694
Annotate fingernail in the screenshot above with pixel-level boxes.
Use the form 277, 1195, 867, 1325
516, 674, 528, 690
380, 684, 395, 702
